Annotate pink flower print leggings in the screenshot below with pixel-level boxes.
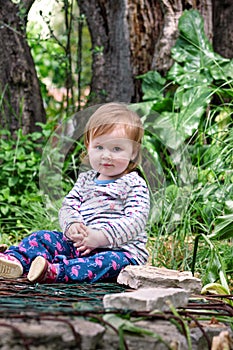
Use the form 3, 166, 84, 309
5, 230, 137, 283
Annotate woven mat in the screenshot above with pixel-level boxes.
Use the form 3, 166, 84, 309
0, 278, 126, 317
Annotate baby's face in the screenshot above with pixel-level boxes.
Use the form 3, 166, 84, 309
87, 128, 137, 180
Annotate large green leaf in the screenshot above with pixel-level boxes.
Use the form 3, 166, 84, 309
168, 62, 212, 87
168, 10, 231, 84
175, 86, 212, 135
149, 112, 182, 149
149, 85, 211, 149
175, 10, 215, 59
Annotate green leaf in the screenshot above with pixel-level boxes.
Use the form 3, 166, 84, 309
152, 98, 173, 113
168, 62, 212, 86
147, 86, 212, 150
0, 188, 10, 199
200, 234, 229, 290
201, 283, 232, 306
168, 10, 231, 87
201, 282, 230, 296
129, 101, 155, 119
209, 214, 233, 240
176, 86, 212, 135
137, 70, 166, 101
143, 136, 164, 176
0, 206, 9, 216
210, 58, 233, 81
31, 132, 43, 141
8, 177, 19, 187
150, 112, 183, 149
177, 10, 213, 54
17, 162, 26, 171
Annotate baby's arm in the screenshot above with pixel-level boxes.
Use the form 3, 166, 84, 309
59, 173, 86, 234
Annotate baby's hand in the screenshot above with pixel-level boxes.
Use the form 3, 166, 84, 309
74, 227, 109, 256
65, 222, 88, 243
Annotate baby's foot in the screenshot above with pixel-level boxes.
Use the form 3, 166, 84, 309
27, 256, 58, 283
0, 244, 8, 253
0, 254, 23, 279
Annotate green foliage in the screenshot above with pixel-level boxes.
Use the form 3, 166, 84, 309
28, 30, 67, 88
0, 126, 60, 244
134, 10, 233, 289
0, 129, 42, 210
27, 2, 92, 120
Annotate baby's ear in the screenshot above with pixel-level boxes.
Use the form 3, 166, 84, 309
131, 153, 137, 161
131, 144, 140, 161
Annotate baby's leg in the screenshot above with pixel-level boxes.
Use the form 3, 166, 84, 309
28, 249, 137, 283
4, 230, 74, 274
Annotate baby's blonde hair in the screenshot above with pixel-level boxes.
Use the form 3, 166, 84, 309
83, 102, 144, 172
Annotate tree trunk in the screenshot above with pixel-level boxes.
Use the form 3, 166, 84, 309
77, 0, 216, 105
0, 0, 46, 134
77, 0, 164, 104
212, 0, 233, 58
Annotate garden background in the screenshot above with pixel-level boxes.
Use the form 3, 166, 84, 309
0, 0, 232, 294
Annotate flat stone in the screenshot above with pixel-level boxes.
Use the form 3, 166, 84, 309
103, 287, 189, 312
117, 265, 202, 293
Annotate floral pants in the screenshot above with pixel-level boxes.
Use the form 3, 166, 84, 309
5, 230, 136, 283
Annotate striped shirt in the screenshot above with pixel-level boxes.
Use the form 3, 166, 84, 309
59, 170, 150, 264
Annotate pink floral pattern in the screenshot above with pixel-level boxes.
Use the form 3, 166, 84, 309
4, 230, 136, 283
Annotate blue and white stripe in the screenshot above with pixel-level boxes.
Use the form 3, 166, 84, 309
59, 170, 150, 264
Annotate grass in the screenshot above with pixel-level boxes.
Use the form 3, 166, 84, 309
145, 116, 233, 290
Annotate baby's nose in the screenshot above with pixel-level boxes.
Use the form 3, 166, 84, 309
101, 149, 111, 158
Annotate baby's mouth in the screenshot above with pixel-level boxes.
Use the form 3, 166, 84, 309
101, 163, 113, 167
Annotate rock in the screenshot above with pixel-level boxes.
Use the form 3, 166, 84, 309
117, 265, 202, 293
0, 318, 105, 350
190, 323, 233, 350
103, 287, 189, 312
101, 319, 189, 350
211, 330, 233, 350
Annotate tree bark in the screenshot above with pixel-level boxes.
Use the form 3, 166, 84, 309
77, 0, 163, 104
77, 0, 216, 105
212, 0, 233, 58
0, 0, 46, 134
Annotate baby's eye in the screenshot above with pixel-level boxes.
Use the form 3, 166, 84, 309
96, 145, 103, 150
113, 146, 122, 152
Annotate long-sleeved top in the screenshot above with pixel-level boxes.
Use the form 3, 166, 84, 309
59, 170, 150, 264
